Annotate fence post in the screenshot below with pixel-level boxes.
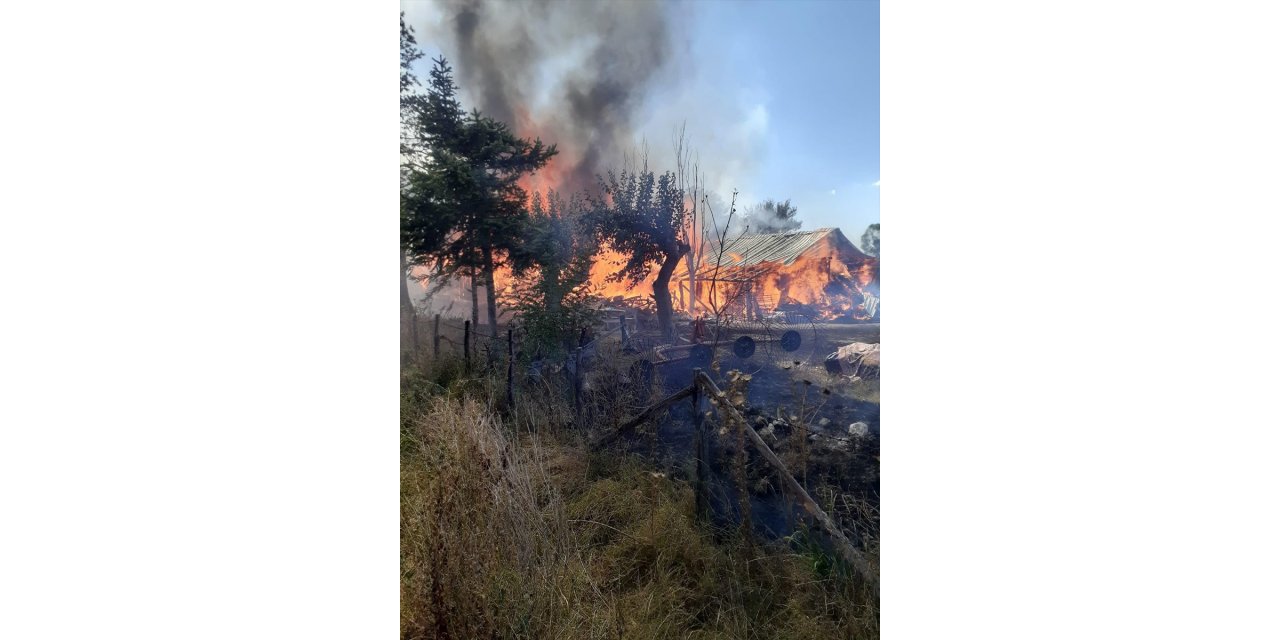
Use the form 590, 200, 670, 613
506, 328, 515, 409
692, 368, 708, 521
619, 311, 630, 346
463, 320, 471, 372
433, 314, 440, 360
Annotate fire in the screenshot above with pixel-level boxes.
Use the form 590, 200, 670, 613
514, 104, 588, 199
519, 158, 575, 203
414, 244, 878, 322
409, 106, 878, 323
674, 245, 880, 322
587, 248, 659, 305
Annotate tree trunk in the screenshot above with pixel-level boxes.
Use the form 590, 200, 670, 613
481, 244, 499, 338
684, 240, 698, 318
400, 253, 418, 356
653, 251, 682, 343
469, 268, 479, 341
543, 267, 570, 353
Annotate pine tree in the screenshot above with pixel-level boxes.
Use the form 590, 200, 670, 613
401, 55, 557, 336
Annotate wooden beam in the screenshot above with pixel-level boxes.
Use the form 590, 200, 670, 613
593, 385, 696, 448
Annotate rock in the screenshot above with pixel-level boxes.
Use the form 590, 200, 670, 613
817, 417, 832, 428
848, 422, 870, 437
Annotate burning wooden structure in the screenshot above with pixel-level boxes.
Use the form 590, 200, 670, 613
681, 227, 879, 322
409, 226, 880, 326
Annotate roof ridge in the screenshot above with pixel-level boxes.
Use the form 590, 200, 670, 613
737, 227, 831, 237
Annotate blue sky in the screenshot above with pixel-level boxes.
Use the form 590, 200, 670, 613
682, 0, 879, 235
404, 0, 878, 237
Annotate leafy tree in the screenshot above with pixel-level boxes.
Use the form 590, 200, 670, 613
860, 223, 880, 257
592, 164, 689, 342
401, 55, 557, 337
506, 190, 600, 358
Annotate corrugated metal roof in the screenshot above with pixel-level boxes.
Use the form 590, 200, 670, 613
712, 227, 839, 268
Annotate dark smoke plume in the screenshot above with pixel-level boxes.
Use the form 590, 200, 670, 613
429, 0, 675, 196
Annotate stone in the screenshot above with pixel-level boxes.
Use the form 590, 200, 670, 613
848, 422, 870, 437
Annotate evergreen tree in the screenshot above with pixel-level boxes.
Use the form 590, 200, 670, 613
401, 55, 557, 336
399, 14, 425, 357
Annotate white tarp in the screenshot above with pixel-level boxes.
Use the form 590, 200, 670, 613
825, 341, 879, 380
831, 341, 879, 368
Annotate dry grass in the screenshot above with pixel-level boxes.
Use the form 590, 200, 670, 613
401, 358, 878, 639
401, 395, 582, 639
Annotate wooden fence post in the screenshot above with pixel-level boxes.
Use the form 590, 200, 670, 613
433, 314, 440, 360
692, 368, 708, 521
463, 320, 471, 372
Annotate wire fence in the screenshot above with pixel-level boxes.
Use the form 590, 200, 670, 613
402, 310, 876, 448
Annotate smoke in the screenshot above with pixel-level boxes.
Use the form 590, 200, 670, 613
741, 198, 802, 234
404, 0, 771, 206
424, 0, 675, 196
708, 196, 803, 239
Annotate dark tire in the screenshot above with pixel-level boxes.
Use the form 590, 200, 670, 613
780, 329, 802, 352
733, 335, 756, 359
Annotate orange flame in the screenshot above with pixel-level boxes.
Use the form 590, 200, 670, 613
409, 106, 878, 322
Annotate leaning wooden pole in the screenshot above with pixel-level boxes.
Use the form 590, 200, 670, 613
694, 371, 874, 582
593, 385, 696, 448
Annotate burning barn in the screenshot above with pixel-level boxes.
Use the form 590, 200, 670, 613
682, 227, 879, 322
408, 226, 879, 329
